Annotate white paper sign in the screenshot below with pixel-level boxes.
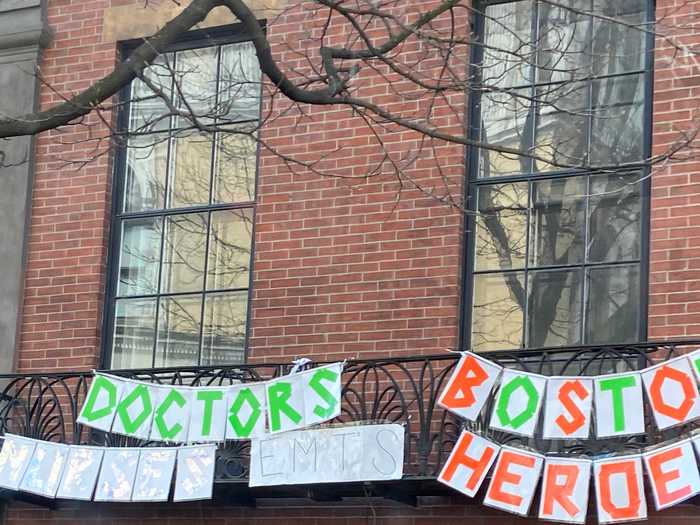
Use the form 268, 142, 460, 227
111, 379, 155, 440
266, 373, 306, 434
642, 357, 700, 430
437, 430, 499, 497
542, 377, 593, 440
538, 457, 591, 524
644, 439, 700, 510
249, 424, 405, 487
489, 369, 547, 437
593, 372, 644, 438
483, 446, 544, 516
0, 435, 37, 490
132, 448, 177, 502
303, 363, 343, 427
94, 448, 140, 502
188, 386, 228, 443
149, 385, 193, 443
438, 352, 502, 421
226, 382, 267, 440
593, 455, 647, 523
19, 441, 69, 498
56, 446, 104, 500
173, 445, 217, 502
77, 373, 125, 433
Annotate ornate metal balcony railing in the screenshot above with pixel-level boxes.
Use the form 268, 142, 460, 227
1, 340, 700, 503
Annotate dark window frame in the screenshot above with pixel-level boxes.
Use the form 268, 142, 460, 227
460, 0, 654, 352
102, 23, 264, 369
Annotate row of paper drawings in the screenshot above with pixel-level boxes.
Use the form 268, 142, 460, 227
78, 363, 343, 443
439, 351, 700, 438
0, 435, 216, 502
439, 430, 700, 523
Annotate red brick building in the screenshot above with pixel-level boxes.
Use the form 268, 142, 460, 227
0, 0, 699, 523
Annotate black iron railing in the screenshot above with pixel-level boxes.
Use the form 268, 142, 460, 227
1, 340, 699, 488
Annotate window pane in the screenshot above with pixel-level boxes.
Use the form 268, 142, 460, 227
585, 264, 639, 344
478, 89, 534, 177
590, 74, 644, 166
474, 182, 528, 271
174, 46, 219, 120
112, 298, 156, 369
129, 55, 174, 133
123, 136, 168, 212
591, 0, 646, 76
201, 291, 247, 365
161, 213, 208, 294
207, 209, 253, 291
482, 2, 534, 88
529, 176, 586, 266
527, 269, 582, 348
169, 131, 213, 208
536, 0, 592, 83
219, 42, 261, 122
534, 81, 589, 171
588, 173, 641, 262
214, 132, 257, 203
471, 272, 525, 351
155, 295, 202, 367
117, 218, 162, 297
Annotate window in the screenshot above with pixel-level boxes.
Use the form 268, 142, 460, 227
466, 0, 649, 352
105, 34, 261, 369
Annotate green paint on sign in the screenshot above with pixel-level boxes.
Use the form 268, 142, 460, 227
599, 375, 637, 432
116, 384, 153, 434
81, 375, 118, 422
309, 368, 339, 419
197, 390, 224, 436
495, 375, 539, 429
154, 388, 187, 440
268, 381, 302, 432
228, 387, 261, 438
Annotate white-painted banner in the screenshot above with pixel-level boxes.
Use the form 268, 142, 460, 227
437, 430, 499, 498
489, 369, 547, 437
538, 457, 591, 524
438, 352, 502, 421
542, 377, 593, 440
248, 424, 404, 487
593, 454, 647, 524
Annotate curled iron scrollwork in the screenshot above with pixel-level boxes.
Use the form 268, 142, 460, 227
0, 340, 697, 482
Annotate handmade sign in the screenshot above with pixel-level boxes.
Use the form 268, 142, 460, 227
641, 357, 700, 430
132, 448, 177, 502
489, 369, 547, 437
542, 377, 593, 440
56, 446, 104, 500
248, 424, 404, 487
173, 444, 217, 502
78, 363, 343, 443
0, 435, 36, 491
438, 353, 502, 421
593, 455, 647, 523
538, 457, 591, 524
437, 430, 500, 498
0, 436, 215, 503
483, 446, 544, 516
643, 439, 700, 510
94, 448, 140, 502
440, 351, 700, 438
19, 440, 69, 499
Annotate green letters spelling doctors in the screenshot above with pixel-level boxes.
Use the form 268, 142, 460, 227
78, 363, 344, 442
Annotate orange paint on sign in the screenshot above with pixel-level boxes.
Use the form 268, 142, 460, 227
487, 450, 536, 507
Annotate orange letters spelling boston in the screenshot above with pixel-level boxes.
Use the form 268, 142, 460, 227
436, 351, 700, 522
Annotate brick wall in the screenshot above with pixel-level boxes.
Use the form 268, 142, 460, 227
648, 0, 700, 339
8, 0, 700, 523
18, 0, 116, 372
